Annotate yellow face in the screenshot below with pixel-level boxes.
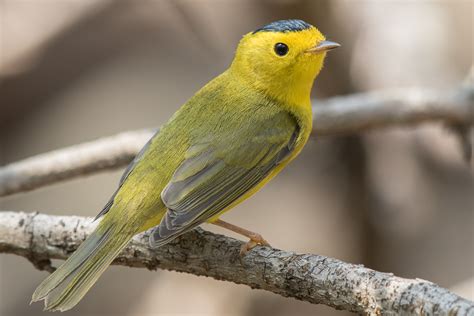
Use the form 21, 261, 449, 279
231, 21, 334, 106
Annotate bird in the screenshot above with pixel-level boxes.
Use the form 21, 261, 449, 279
31, 19, 339, 311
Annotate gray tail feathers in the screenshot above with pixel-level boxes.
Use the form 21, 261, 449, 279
31, 227, 131, 312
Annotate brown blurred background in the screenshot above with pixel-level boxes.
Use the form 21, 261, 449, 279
0, 1, 473, 315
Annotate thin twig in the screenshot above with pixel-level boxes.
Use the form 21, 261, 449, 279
0, 211, 472, 315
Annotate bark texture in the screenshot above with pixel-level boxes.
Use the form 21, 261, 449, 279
0, 211, 472, 315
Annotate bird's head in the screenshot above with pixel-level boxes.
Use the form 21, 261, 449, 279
230, 19, 339, 106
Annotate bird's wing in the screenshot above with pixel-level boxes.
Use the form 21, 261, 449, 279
95, 130, 158, 220
150, 113, 298, 247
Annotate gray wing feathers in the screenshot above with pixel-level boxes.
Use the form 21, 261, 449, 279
275, 128, 298, 164
149, 127, 299, 247
161, 151, 226, 208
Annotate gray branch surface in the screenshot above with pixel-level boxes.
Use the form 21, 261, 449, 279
0, 129, 155, 197
0, 211, 472, 315
312, 86, 473, 135
1, 85, 472, 197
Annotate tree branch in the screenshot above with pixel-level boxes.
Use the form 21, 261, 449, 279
0, 85, 472, 197
312, 86, 473, 135
0, 211, 472, 315
0, 129, 155, 197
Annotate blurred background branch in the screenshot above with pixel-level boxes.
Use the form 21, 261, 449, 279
313, 84, 473, 135
1, 211, 473, 315
1, 83, 472, 198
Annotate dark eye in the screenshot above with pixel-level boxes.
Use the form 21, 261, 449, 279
274, 43, 289, 56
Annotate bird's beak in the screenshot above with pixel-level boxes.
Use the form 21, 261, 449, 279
306, 40, 340, 54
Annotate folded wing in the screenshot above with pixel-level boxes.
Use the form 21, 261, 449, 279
150, 114, 298, 247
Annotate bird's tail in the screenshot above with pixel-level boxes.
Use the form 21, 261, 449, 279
31, 224, 131, 312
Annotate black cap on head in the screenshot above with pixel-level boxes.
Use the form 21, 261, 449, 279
253, 19, 312, 34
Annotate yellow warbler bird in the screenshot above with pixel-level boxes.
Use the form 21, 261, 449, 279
32, 19, 339, 311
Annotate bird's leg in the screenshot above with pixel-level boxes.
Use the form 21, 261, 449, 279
211, 219, 271, 256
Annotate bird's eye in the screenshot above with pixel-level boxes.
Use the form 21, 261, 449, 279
274, 43, 289, 56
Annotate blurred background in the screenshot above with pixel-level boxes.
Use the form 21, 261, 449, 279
0, 0, 472, 315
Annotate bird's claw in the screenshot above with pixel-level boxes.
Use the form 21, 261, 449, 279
239, 233, 271, 256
